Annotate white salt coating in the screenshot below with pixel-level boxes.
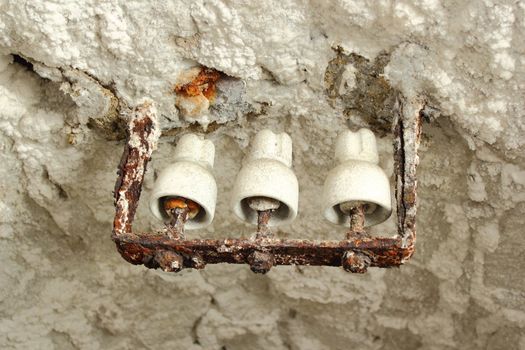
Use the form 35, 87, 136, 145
0, 1, 524, 349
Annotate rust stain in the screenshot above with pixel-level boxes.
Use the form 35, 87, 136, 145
113, 101, 158, 239
174, 67, 221, 102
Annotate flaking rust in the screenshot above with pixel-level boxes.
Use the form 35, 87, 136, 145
393, 95, 424, 259
112, 100, 160, 264
114, 235, 412, 268
174, 67, 222, 117
112, 98, 424, 273
174, 67, 221, 101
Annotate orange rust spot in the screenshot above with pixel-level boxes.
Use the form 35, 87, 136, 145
174, 68, 221, 102
163, 197, 200, 219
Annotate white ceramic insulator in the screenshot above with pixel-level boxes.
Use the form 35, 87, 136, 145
232, 129, 298, 227
149, 133, 217, 229
322, 128, 392, 227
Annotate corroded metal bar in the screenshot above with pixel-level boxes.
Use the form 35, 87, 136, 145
114, 233, 412, 269
392, 96, 423, 257
113, 100, 160, 236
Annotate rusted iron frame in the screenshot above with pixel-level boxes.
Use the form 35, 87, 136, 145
112, 97, 423, 273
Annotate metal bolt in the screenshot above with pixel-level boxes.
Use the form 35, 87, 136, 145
154, 250, 184, 273
191, 254, 206, 270
340, 201, 371, 273
163, 197, 201, 239
342, 250, 371, 273
248, 250, 275, 274
247, 196, 280, 238
339, 201, 371, 239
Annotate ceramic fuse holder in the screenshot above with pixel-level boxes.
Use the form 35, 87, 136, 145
232, 129, 299, 227
150, 133, 217, 230
322, 128, 392, 227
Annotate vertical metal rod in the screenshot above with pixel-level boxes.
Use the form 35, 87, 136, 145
167, 207, 190, 239
346, 205, 366, 239
113, 100, 159, 237
249, 209, 275, 273
343, 204, 370, 273
256, 210, 272, 238
348, 206, 365, 233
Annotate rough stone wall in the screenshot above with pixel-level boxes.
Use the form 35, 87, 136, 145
0, 1, 524, 349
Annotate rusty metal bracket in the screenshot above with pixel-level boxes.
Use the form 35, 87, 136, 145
112, 97, 423, 273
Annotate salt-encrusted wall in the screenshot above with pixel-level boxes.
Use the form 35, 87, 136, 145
0, 1, 524, 349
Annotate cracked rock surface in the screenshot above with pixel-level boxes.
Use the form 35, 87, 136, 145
1, 1, 524, 349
